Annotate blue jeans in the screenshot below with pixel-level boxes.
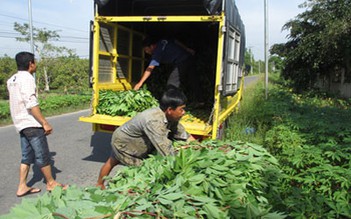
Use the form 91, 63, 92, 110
20, 127, 51, 168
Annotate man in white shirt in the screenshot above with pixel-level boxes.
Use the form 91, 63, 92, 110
7, 52, 67, 197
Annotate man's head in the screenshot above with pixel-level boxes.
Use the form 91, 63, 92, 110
142, 36, 157, 55
15, 52, 36, 73
160, 88, 187, 122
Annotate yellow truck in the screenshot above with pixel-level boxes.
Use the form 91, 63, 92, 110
80, 0, 246, 139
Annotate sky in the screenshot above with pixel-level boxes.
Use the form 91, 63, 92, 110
236, 0, 305, 60
0, 0, 93, 58
0, 0, 305, 60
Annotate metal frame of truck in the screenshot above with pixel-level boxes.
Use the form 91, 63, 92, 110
80, 0, 245, 139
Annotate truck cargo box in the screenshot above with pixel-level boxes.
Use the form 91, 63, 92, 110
80, 0, 245, 139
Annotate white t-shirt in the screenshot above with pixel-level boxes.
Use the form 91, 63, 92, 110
7, 71, 41, 132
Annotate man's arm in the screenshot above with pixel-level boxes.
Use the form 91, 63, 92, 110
30, 105, 53, 135
134, 65, 155, 90
144, 120, 175, 156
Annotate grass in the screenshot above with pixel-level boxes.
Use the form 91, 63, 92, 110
225, 74, 267, 144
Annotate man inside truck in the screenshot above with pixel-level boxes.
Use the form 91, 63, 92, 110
96, 88, 194, 189
133, 37, 202, 105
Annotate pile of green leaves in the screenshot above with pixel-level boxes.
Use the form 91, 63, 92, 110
96, 88, 159, 117
1, 141, 285, 219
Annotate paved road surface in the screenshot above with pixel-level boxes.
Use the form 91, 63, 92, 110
0, 110, 116, 215
0, 75, 259, 215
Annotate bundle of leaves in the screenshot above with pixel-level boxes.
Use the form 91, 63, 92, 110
96, 88, 159, 117
1, 141, 285, 219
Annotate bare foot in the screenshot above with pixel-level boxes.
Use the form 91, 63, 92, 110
96, 183, 106, 190
46, 181, 68, 192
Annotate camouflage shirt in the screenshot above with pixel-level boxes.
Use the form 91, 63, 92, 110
111, 107, 188, 164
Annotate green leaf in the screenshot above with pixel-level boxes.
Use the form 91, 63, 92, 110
203, 203, 221, 219
53, 207, 77, 219
190, 195, 216, 204
188, 174, 206, 184
160, 192, 184, 201
158, 198, 173, 205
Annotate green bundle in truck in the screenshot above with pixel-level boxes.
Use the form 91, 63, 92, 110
80, 0, 245, 139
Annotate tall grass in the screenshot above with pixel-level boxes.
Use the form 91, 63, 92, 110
225, 75, 268, 144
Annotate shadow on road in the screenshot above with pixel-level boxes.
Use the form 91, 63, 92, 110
27, 152, 62, 187
83, 132, 112, 163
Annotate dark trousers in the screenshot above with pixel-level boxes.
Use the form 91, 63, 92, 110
167, 57, 201, 101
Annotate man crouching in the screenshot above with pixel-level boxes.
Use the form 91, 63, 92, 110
96, 88, 194, 189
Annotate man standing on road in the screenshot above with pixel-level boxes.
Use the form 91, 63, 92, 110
96, 88, 194, 189
7, 52, 67, 197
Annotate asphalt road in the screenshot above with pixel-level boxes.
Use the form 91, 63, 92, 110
0, 75, 259, 216
0, 109, 116, 216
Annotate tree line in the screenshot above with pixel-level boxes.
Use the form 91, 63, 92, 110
0, 55, 89, 99
0, 22, 90, 99
3, 0, 350, 99
271, 0, 351, 93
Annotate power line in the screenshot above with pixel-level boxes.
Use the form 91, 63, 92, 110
0, 13, 28, 22
0, 35, 89, 44
0, 31, 20, 35
0, 13, 88, 34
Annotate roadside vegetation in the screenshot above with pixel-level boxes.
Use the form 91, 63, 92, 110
227, 73, 351, 217
0, 92, 91, 126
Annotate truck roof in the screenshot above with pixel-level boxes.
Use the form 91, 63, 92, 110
95, 0, 222, 16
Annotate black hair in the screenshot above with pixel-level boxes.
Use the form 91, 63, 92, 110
142, 36, 158, 47
15, 52, 35, 71
159, 87, 187, 111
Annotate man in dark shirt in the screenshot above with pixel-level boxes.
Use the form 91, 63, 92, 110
134, 37, 196, 91
96, 88, 194, 189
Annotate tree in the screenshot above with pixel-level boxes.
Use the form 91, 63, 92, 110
0, 55, 17, 99
48, 56, 89, 93
244, 48, 254, 75
271, 0, 351, 92
14, 22, 76, 91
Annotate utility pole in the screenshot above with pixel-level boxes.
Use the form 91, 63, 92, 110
248, 46, 254, 75
264, 0, 269, 99
250, 48, 253, 74
28, 0, 37, 89
258, 61, 261, 74
28, 0, 34, 54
